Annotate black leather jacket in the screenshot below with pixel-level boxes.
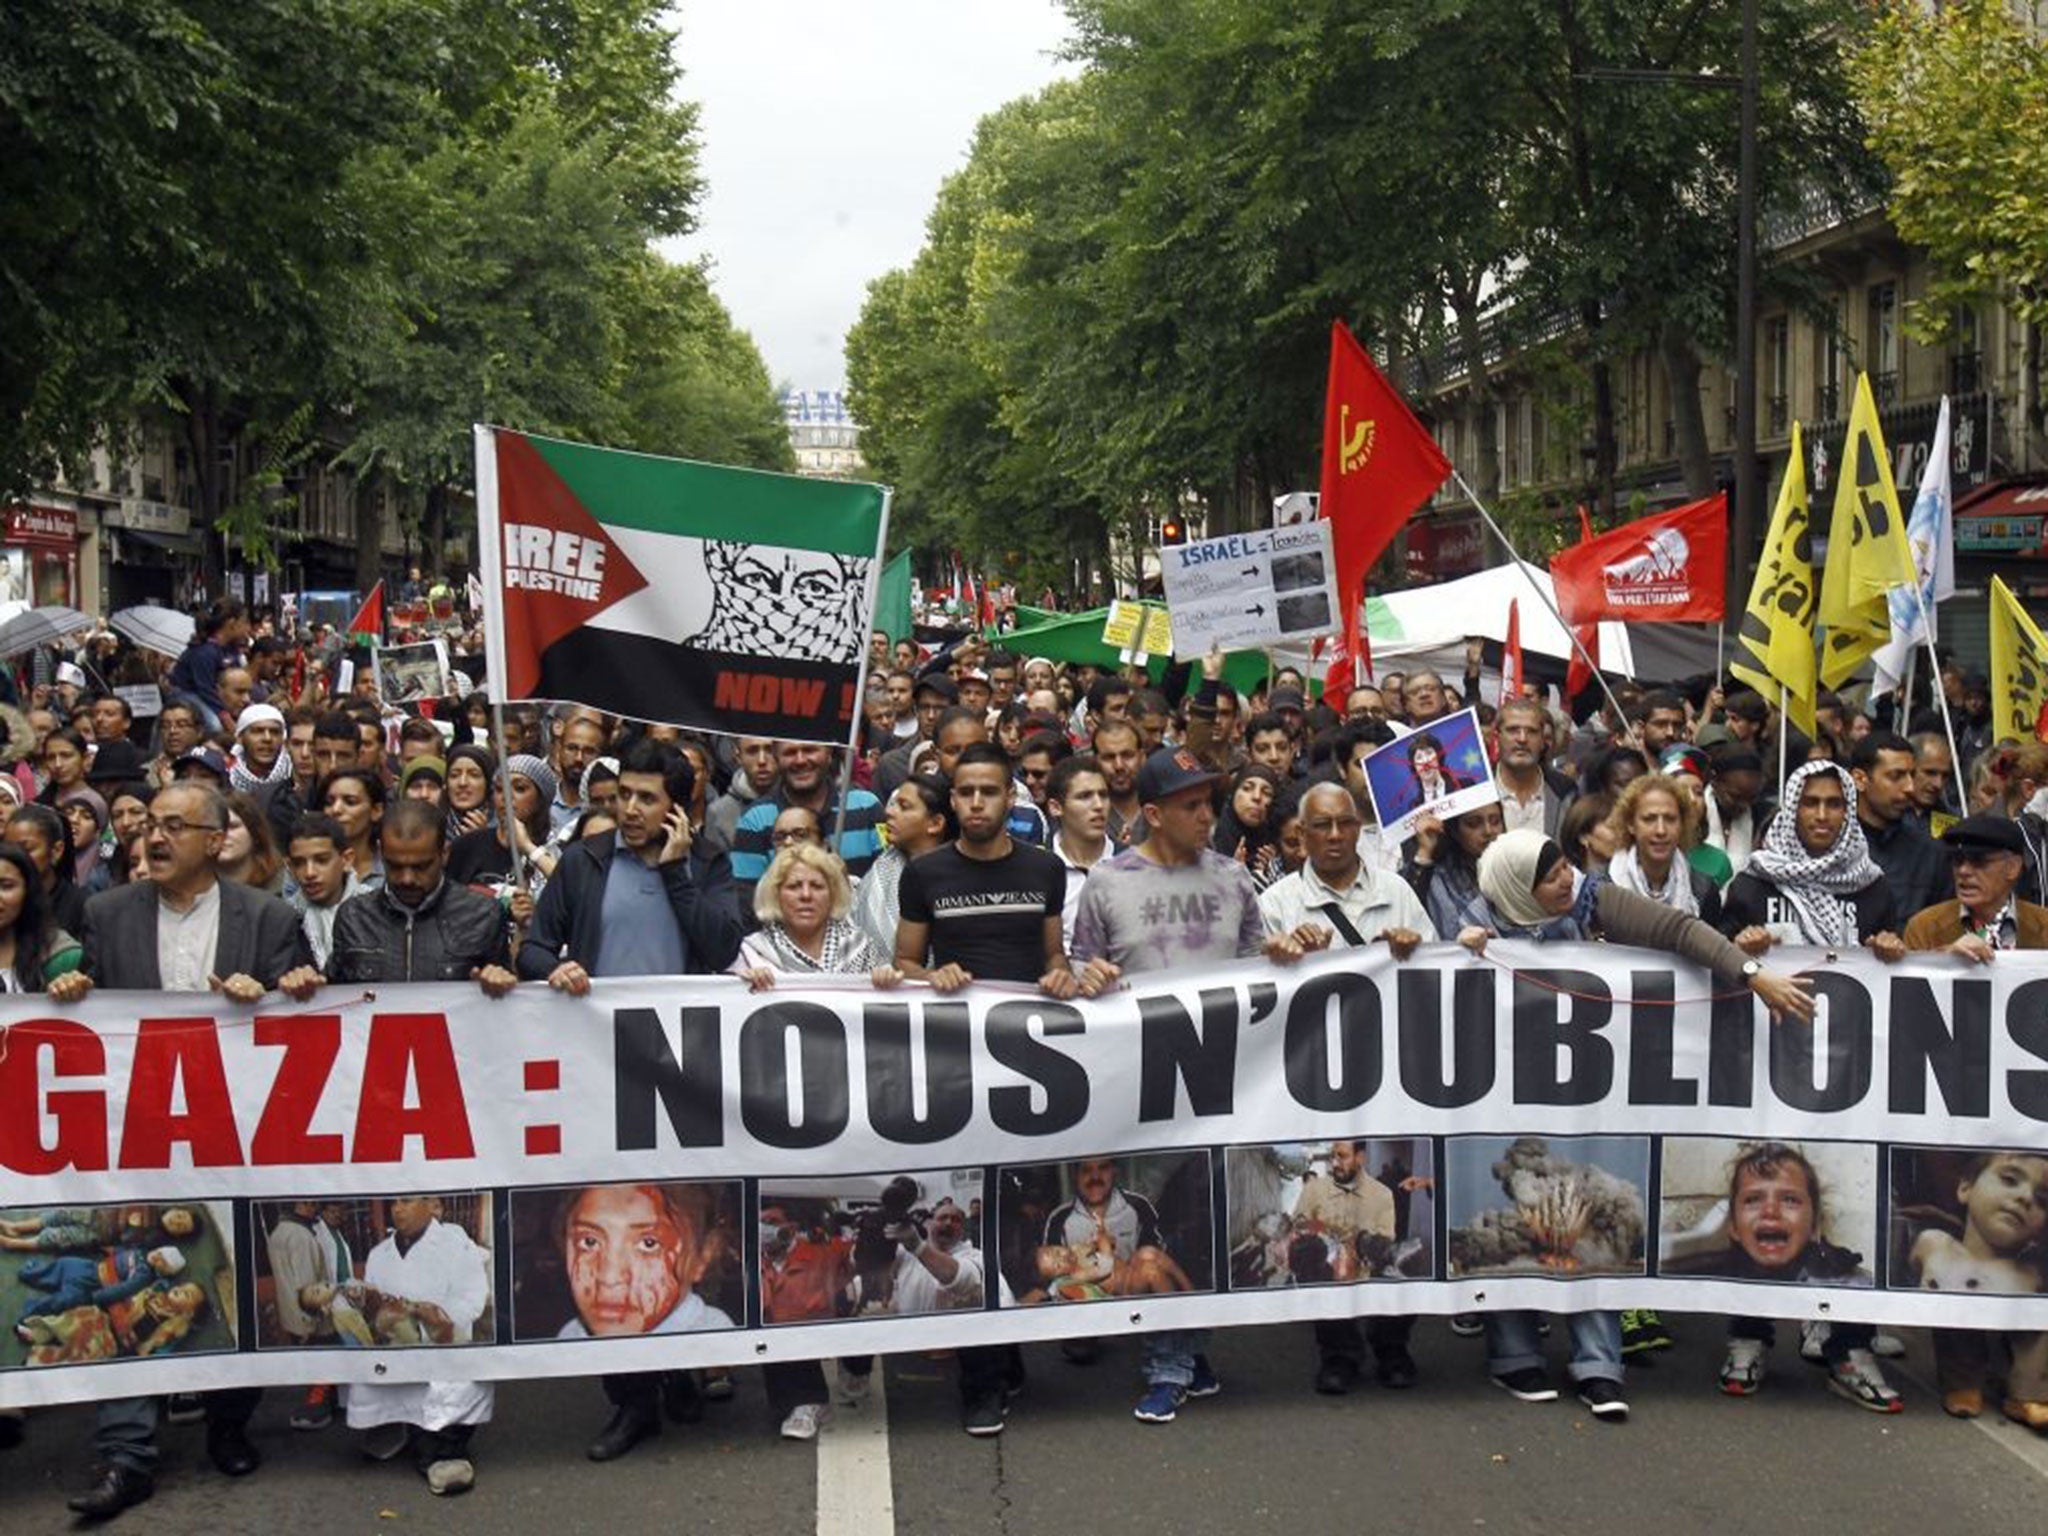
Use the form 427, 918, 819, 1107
327, 878, 510, 984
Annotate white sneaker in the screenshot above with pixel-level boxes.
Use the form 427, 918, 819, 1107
1827, 1348, 1903, 1414
1719, 1337, 1767, 1396
780, 1403, 832, 1441
838, 1367, 872, 1406
1798, 1320, 1830, 1362
425, 1458, 475, 1496
1872, 1332, 1906, 1358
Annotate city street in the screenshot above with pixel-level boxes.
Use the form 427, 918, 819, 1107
7, 1320, 2047, 1536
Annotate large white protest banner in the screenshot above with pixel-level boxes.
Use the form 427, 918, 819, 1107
4, 946, 2046, 1404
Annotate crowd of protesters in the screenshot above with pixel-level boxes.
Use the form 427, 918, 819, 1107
3, 603, 2046, 1516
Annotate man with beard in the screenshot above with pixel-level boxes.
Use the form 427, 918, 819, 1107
1092, 719, 1147, 847
518, 740, 743, 1461
1850, 732, 1951, 920
1289, 1139, 1416, 1394
895, 741, 1076, 1435
1492, 698, 1575, 837
729, 740, 882, 912
1909, 731, 1958, 825
1070, 748, 1323, 1424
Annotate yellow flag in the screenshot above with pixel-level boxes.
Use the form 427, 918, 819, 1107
1818, 373, 1917, 687
1729, 422, 1818, 737
1989, 575, 2048, 744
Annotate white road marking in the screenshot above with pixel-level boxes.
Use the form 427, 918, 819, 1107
1893, 1352, 2048, 1484
817, 1364, 895, 1536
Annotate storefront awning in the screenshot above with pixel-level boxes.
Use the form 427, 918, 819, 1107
1955, 478, 2048, 557
119, 527, 205, 556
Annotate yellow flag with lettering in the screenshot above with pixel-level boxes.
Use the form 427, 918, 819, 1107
1818, 374, 1917, 687
1989, 575, 2048, 744
1729, 422, 1817, 737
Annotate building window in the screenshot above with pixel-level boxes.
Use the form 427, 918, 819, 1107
1950, 305, 1983, 395
1766, 316, 1790, 435
1867, 282, 1899, 402
1815, 300, 1844, 422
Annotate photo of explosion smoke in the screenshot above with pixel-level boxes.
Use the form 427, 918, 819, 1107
1224, 1139, 1435, 1289
1446, 1136, 1649, 1277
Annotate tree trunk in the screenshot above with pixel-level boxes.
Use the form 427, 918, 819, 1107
1660, 322, 1715, 497
181, 379, 228, 588
423, 482, 449, 578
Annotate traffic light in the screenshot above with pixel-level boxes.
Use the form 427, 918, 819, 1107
1159, 515, 1187, 546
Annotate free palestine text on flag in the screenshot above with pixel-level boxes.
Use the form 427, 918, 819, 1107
475, 428, 888, 744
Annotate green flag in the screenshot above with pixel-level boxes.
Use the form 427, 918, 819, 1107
875, 551, 913, 643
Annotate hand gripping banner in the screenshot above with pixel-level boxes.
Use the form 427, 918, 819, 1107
4, 944, 2047, 1406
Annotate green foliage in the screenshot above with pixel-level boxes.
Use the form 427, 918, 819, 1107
1853, 0, 2048, 338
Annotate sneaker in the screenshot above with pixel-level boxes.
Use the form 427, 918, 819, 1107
962, 1392, 1007, 1437
1798, 1320, 1830, 1363
424, 1458, 475, 1496
1620, 1310, 1673, 1355
1827, 1349, 1903, 1413
780, 1403, 832, 1441
1449, 1313, 1485, 1338
164, 1393, 205, 1426
1133, 1383, 1186, 1424
1872, 1332, 1906, 1358
1491, 1367, 1557, 1403
360, 1423, 412, 1462
1186, 1355, 1222, 1398
1720, 1338, 1768, 1396
839, 1367, 872, 1406
290, 1385, 335, 1431
702, 1368, 735, 1401
1577, 1379, 1629, 1420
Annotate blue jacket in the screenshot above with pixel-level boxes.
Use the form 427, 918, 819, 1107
516, 836, 742, 980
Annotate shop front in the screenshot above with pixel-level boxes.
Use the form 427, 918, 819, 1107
2, 505, 81, 607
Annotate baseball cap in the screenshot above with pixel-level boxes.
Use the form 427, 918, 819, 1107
1136, 746, 1222, 805
913, 673, 960, 704
174, 746, 230, 781
1270, 687, 1306, 712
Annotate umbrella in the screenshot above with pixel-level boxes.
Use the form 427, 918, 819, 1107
110, 605, 195, 659
0, 604, 96, 659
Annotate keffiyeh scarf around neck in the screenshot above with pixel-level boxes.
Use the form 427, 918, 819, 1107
759, 917, 885, 977
1745, 760, 1881, 946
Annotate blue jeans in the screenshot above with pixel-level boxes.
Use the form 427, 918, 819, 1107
1142, 1328, 1209, 1387
1484, 1310, 1622, 1384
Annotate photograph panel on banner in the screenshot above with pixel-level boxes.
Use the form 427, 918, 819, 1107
998, 1150, 1215, 1306
1225, 1138, 1435, 1289
1445, 1135, 1650, 1278
1358, 704, 1498, 843
252, 1194, 496, 1350
509, 1181, 744, 1342
1, 1201, 239, 1370
1886, 1145, 2048, 1297
1658, 1138, 1877, 1287
759, 1168, 986, 1324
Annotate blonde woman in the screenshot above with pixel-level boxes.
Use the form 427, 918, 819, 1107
734, 843, 902, 990
1604, 773, 1723, 927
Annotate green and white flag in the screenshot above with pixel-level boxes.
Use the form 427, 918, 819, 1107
475, 427, 888, 743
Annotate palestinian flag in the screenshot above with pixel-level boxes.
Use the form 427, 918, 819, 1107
346, 581, 384, 648
474, 427, 888, 743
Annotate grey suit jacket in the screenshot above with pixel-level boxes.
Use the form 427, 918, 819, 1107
81, 878, 311, 991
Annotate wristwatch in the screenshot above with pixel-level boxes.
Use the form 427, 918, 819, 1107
1740, 958, 1763, 980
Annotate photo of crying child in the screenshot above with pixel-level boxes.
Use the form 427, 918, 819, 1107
1889, 1147, 2048, 1297
1658, 1139, 1876, 1286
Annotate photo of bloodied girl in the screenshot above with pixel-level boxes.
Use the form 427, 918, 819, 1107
509, 1182, 743, 1341
1658, 1138, 1876, 1286
997, 1150, 1215, 1306
1, 1202, 238, 1368
1889, 1146, 2048, 1297
1226, 1139, 1436, 1288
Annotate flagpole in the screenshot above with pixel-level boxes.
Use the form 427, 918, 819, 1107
1909, 580, 1969, 811
832, 488, 895, 850
1778, 684, 1790, 793
1449, 467, 1632, 730
491, 702, 526, 895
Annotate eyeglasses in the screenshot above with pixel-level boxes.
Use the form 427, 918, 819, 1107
144, 815, 224, 838
772, 828, 820, 847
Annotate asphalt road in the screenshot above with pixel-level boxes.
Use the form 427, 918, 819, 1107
5, 1321, 2047, 1536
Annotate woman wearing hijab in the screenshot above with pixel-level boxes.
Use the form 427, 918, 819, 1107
1719, 760, 1898, 954
54, 785, 112, 896
1456, 827, 1814, 1421
1212, 765, 1285, 889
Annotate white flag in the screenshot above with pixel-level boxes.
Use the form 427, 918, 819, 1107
1872, 396, 1957, 696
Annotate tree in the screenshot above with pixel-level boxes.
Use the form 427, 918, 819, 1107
1852, 0, 2048, 340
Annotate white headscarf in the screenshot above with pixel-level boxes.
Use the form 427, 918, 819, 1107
1746, 760, 1882, 946
1477, 828, 1569, 931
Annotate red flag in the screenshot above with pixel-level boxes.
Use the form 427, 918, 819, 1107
1317, 632, 1356, 700
1316, 320, 1452, 678
1550, 493, 1728, 625
1565, 507, 1601, 701
345, 580, 385, 648
1502, 599, 1524, 702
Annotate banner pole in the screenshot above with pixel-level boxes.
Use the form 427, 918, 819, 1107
833, 487, 894, 850
492, 702, 526, 894
1778, 683, 1790, 793
1449, 468, 1631, 731
1911, 580, 1969, 810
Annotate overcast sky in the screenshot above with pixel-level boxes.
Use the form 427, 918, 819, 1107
664, 3, 1075, 395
